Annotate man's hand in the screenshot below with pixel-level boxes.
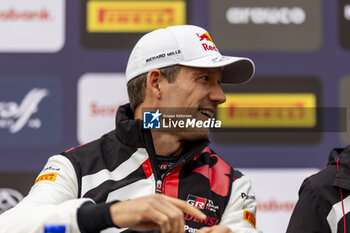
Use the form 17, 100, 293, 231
197, 225, 233, 233
109, 194, 207, 233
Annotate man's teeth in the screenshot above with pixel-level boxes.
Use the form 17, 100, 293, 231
199, 109, 214, 118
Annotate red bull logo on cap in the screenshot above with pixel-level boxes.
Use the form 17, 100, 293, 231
196, 32, 213, 43
196, 32, 218, 52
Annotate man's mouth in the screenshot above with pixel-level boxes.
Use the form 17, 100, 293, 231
198, 108, 215, 118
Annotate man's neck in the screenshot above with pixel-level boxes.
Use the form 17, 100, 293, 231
135, 106, 183, 156
151, 132, 184, 156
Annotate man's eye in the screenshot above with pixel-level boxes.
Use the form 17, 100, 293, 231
200, 76, 209, 81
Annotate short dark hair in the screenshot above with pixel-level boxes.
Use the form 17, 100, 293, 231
127, 65, 182, 112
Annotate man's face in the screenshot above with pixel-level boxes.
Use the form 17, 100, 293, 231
158, 66, 226, 140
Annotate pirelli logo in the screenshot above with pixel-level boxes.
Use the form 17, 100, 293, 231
217, 93, 316, 127
35, 172, 57, 184
243, 210, 256, 228
87, 1, 186, 32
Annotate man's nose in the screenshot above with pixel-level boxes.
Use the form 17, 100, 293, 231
209, 83, 226, 104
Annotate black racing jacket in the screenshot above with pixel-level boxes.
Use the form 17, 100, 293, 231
0, 104, 259, 233
287, 145, 350, 233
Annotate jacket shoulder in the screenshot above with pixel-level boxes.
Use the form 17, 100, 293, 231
306, 165, 335, 191
205, 147, 243, 180
62, 131, 137, 176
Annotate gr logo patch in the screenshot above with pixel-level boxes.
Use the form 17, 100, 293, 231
186, 194, 207, 209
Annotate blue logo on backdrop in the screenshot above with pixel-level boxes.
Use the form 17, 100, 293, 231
0, 76, 62, 146
143, 110, 161, 129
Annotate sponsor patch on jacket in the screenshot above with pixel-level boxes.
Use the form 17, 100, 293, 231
186, 194, 219, 213
187, 194, 207, 209
243, 210, 256, 228
35, 172, 57, 184
42, 166, 60, 172
184, 225, 198, 233
184, 214, 219, 226
241, 192, 256, 200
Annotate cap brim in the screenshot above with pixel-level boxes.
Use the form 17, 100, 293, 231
179, 55, 255, 84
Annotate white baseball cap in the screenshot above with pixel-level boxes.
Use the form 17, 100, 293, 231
126, 25, 255, 84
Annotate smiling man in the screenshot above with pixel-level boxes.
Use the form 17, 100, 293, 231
135, 65, 226, 153
0, 25, 260, 233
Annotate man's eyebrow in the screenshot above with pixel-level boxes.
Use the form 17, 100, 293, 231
192, 69, 220, 76
192, 71, 208, 77
192, 70, 222, 79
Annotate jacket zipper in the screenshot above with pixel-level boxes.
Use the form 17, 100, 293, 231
155, 141, 209, 194
156, 179, 163, 193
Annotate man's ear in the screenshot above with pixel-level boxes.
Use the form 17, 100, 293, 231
146, 69, 163, 99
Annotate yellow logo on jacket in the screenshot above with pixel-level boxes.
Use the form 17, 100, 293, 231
35, 172, 57, 184
243, 210, 256, 228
